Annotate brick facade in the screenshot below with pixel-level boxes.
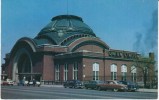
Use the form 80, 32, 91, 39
2, 15, 155, 86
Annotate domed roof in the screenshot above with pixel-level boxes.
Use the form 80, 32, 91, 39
38, 15, 95, 36
34, 15, 96, 46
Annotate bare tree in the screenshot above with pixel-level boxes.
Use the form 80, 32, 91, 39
133, 57, 155, 88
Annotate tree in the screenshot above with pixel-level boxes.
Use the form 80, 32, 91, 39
133, 57, 155, 88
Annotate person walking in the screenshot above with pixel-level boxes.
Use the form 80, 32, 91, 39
33, 79, 36, 86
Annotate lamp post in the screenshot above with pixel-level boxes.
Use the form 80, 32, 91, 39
103, 49, 105, 82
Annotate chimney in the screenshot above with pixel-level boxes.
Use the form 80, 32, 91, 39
149, 52, 154, 60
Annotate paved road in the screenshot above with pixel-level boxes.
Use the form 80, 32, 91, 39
1, 86, 158, 99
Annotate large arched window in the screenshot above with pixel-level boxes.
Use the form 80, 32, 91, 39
93, 63, 99, 80
121, 65, 127, 81
131, 66, 137, 82
110, 64, 117, 80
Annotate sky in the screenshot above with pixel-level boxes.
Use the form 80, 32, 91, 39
1, 0, 158, 65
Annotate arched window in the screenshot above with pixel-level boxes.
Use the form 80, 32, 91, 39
131, 66, 137, 82
121, 65, 127, 81
110, 64, 117, 80
93, 63, 99, 80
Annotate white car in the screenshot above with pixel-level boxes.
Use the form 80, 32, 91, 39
29, 81, 33, 85
36, 81, 41, 86
2, 79, 14, 86
28, 81, 40, 87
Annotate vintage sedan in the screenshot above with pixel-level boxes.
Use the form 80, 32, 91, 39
119, 81, 139, 92
84, 80, 104, 89
96, 80, 128, 92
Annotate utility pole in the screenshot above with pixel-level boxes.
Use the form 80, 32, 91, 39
103, 49, 105, 82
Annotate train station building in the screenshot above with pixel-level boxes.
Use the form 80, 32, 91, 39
2, 15, 155, 85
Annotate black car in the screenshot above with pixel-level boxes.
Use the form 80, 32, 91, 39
63, 80, 84, 88
119, 81, 139, 92
84, 80, 104, 89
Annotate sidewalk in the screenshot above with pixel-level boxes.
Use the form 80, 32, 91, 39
41, 85, 158, 93
137, 88, 158, 93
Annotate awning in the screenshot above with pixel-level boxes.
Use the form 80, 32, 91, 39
16, 73, 42, 76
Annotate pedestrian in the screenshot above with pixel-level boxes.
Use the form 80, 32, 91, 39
33, 79, 36, 86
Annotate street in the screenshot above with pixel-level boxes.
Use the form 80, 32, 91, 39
1, 86, 158, 99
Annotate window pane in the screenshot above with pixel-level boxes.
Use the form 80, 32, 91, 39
111, 72, 113, 80
93, 71, 95, 80
55, 65, 60, 81
114, 72, 117, 80
96, 71, 99, 80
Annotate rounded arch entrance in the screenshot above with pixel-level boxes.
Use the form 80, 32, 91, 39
12, 48, 33, 82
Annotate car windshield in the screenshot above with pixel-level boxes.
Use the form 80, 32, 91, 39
117, 81, 122, 84
76, 80, 81, 83
119, 81, 134, 85
127, 81, 134, 84
119, 81, 127, 85
7, 79, 12, 81
96, 81, 104, 84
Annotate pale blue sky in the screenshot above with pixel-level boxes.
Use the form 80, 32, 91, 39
1, 0, 158, 63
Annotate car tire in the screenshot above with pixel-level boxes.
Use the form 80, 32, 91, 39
113, 88, 118, 92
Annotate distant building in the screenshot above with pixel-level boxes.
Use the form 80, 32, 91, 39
2, 15, 155, 85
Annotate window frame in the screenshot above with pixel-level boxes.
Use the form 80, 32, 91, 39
64, 63, 68, 81
110, 64, 117, 80
55, 64, 60, 81
92, 63, 99, 80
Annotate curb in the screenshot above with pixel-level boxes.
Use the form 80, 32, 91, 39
137, 89, 158, 93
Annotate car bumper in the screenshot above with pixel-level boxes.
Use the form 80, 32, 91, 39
128, 88, 138, 91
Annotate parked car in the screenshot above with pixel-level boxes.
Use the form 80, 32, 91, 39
1, 79, 14, 86
24, 81, 29, 86
63, 80, 84, 88
96, 80, 128, 92
84, 80, 104, 89
119, 81, 139, 92
28, 80, 41, 87
18, 80, 29, 86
